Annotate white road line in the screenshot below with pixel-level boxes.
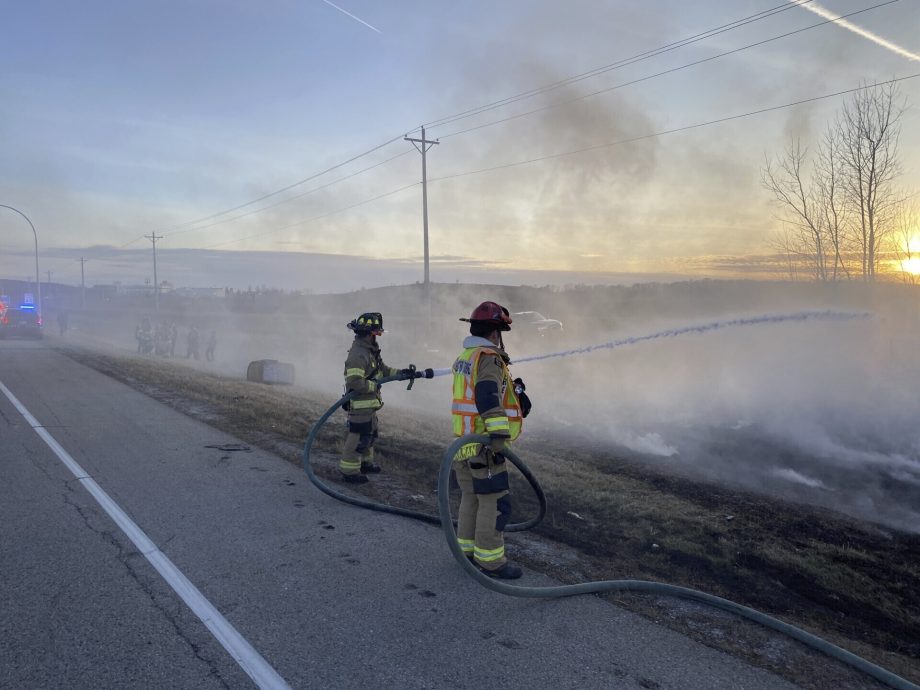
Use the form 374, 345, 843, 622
0, 380, 292, 690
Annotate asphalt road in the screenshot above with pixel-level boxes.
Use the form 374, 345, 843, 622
0, 340, 798, 690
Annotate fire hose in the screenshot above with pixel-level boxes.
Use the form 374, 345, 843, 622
302, 374, 916, 690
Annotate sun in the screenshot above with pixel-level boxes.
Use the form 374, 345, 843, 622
901, 257, 920, 275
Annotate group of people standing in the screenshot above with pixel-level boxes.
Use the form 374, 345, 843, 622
134, 318, 217, 361
339, 301, 532, 580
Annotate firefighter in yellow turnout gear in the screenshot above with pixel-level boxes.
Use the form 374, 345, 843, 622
452, 301, 532, 579
340, 312, 415, 484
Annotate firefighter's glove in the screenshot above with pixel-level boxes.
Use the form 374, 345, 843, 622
514, 378, 533, 418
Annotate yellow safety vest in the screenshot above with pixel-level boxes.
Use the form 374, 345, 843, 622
451, 346, 522, 440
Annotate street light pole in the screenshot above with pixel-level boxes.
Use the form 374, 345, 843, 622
0, 204, 41, 318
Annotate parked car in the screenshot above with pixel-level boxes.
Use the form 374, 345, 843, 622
512, 311, 563, 335
0, 306, 43, 339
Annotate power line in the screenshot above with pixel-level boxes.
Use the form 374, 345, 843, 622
41, 73, 919, 277
160, 133, 417, 234
41, 2, 914, 278
177, 74, 920, 253
49, 175, 405, 280
149, 0, 834, 237
437, 0, 900, 141
33, 231, 150, 284
423, 0, 823, 131
428, 73, 920, 184
162, 148, 413, 239
133, 0, 846, 243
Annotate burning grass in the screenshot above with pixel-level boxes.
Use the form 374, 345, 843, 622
62, 346, 919, 690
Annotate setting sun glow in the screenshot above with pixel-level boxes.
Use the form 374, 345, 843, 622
899, 235, 920, 274
901, 257, 920, 275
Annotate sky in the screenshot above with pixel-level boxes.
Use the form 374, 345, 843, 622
1, 0, 919, 291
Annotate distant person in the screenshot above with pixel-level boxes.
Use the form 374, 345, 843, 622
136, 318, 153, 355
57, 311, 69, 336
339, 312, 424, 483
169, 322, 178, 357
155, 320, 170, 356
450, 301, 532, 580
186, 326, 200, 360
205, 330, 217, 362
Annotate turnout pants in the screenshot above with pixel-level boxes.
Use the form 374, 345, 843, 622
453, 446, 512, 571
340, 412, 379, 475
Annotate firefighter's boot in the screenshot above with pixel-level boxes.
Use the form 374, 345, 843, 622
341, 473, 369, 485
482, 561, 522, 580
360, 461, 381, 474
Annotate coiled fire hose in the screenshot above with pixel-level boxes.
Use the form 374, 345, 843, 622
303, 376, 916, 690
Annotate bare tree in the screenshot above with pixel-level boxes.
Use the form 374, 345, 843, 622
762, 139, 828, 281
837, 82, 903, 280
814, 126, 850, 280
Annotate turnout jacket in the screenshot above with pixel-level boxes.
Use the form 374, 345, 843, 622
452, 336, 523, 440
344, 336, 399, 413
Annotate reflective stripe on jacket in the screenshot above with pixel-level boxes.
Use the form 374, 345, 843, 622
451, 346, 522, 440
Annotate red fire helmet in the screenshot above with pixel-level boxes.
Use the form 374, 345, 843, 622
460, 301, 512, 331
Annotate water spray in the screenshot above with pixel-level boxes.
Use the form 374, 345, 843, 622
428, 310, 870, 376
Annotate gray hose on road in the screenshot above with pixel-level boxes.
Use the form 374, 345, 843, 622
302, 374, 546, 531
438, 434, 918, 690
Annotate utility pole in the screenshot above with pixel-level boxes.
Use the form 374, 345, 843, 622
144, 233, 163, 312
77, 257, 86, 309
46, 270, 52, 300
405, 126, 439, 342
405, 126, 440, 287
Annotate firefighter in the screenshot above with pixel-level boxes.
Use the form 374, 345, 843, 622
340, 312, 414, 484
452, 301, 532, 579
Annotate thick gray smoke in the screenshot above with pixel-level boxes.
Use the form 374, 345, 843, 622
496, 285, 920, 533
377, 280, 920, 533
58, 276, 920, 534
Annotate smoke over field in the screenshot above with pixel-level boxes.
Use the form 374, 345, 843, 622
59, 279, 920, 533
